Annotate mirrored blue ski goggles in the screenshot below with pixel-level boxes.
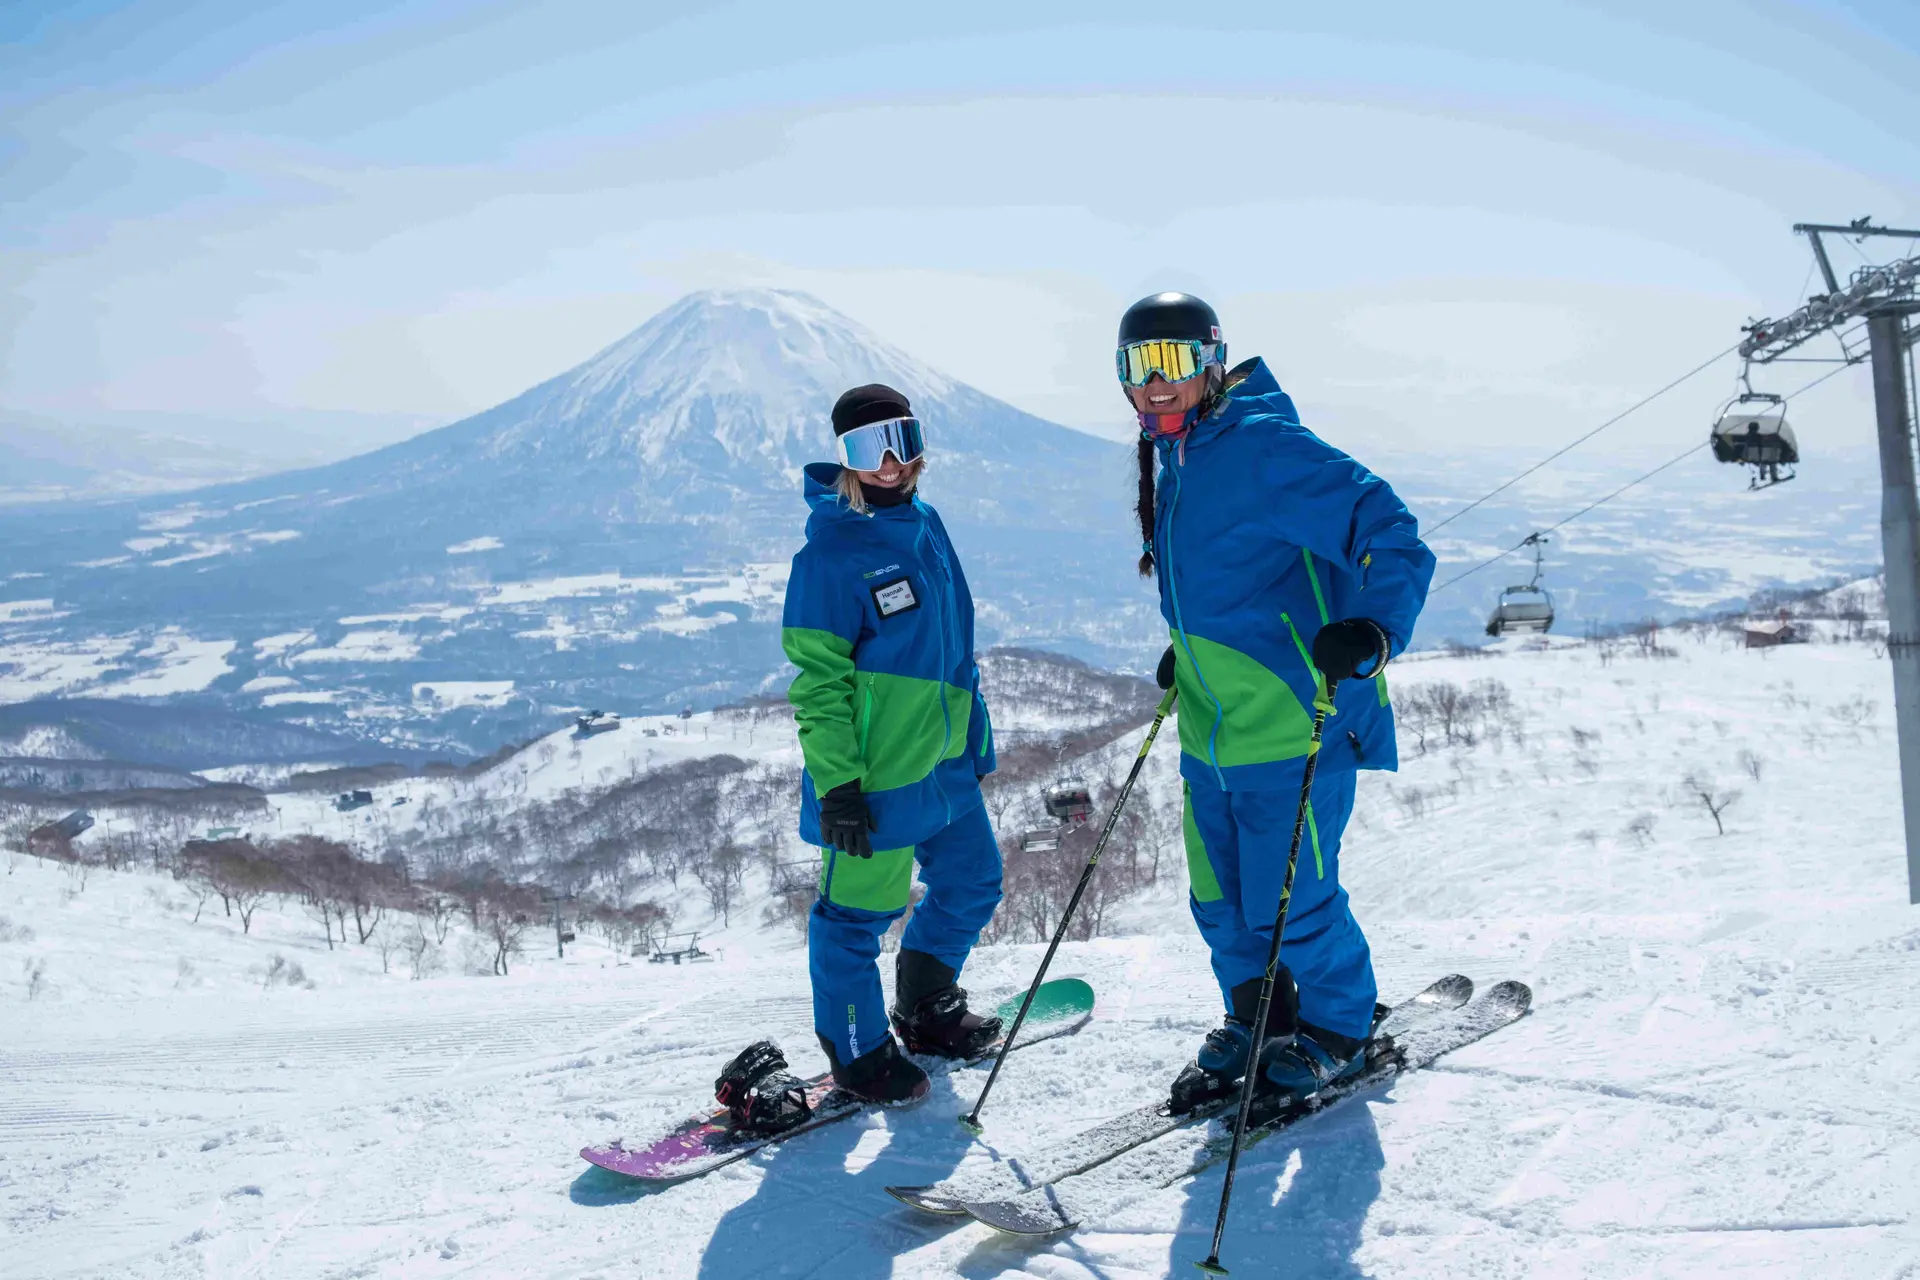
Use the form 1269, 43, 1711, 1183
836, 416, 925, 472
1116, 339, 1224, 388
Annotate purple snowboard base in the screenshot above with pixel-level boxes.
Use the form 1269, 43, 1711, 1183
582, 977, 1095, 1185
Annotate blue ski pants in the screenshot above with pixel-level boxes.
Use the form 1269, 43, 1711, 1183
809, 798, 1003, 1064
1183, 763, 1377, 1041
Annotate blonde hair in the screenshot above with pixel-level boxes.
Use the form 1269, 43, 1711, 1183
835, 459, 925, 513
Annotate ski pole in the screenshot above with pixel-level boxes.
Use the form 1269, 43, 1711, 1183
1195, 678, 1336, 1277
961, 685, 1177, 1134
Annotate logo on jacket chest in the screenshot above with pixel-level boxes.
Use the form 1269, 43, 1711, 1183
870, 576, 920, 618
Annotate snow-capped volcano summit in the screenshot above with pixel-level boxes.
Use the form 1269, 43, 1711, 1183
477, 289, 956, 471
302, 286, 1099, 531
0, 290, 1138, 750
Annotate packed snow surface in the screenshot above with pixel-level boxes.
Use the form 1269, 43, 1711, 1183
4, 639, 1917, 1278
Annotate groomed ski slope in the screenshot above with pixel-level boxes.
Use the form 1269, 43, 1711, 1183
4, 636, 1918, 1279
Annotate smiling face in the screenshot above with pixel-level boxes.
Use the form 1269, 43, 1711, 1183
852, 455, 922, 489
1126, 371, 1208, 420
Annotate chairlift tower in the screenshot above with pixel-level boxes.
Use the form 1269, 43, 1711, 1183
1741, 219, 1920, 903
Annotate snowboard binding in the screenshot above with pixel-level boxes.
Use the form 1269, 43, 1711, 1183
715, 1040, 813, 1137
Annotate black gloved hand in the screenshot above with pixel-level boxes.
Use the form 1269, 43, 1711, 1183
1311, 618, 1390, 685
819, 780, 875, 858
1155, 645, 1176, 691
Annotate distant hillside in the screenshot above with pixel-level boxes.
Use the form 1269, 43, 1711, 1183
0, 699, 453, 771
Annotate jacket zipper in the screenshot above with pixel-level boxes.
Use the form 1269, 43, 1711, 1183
916, 511, 955, 824
858, 676, 874, 758
1162, 453, 1228, 788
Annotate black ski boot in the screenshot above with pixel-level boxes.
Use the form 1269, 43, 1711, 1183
890, 949, 1003, 1059
1168, 973, 1299, 1115
819, 1032, 930, 1105
714, 1040, 813, 1136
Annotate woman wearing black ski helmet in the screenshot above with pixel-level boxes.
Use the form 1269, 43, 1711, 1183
1118, 291, 1437, 1111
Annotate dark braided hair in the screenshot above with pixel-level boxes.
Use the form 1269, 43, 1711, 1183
1135, 434, 1157, 577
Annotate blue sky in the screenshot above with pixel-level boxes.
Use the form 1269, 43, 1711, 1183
4, 0, 1917, 454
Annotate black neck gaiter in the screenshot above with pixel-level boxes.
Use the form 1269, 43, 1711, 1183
860, 481, 914, 508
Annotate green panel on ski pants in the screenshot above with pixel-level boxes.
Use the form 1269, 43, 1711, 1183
819, 845, 915, 912
1183, 782, 1225, 904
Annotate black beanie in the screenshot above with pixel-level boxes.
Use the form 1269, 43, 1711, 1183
831, 383, 912, 437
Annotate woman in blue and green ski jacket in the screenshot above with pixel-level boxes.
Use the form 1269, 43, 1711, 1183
778, 383, 1003, 1106
1117, 293, 1436, 1114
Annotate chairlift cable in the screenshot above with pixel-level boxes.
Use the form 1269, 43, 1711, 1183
1432, 444, 1706, 594
1424, 341, 1742, 538
1432, 362, 1850, 596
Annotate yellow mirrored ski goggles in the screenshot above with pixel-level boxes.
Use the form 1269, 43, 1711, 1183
1116, 339, 1219, 387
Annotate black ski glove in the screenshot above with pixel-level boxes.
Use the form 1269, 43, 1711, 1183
1155, 644, 1176, 691
819, 780, 876, 858
1311, 618, 1391, 684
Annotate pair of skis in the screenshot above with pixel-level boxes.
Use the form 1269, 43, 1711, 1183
886, 974, 1531, 1235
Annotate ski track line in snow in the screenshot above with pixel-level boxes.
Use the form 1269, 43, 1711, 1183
208, 996, 702, 1280
1429, 1063, 1920, 1138
0, 991, 699, 1169
1424, 1197, 1909, 1242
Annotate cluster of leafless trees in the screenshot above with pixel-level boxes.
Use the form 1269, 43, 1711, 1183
374, 753, 782, 931
1393, 678, 1517, 754
983, 772, 1176, 945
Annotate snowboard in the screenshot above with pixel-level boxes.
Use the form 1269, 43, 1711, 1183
964, 979, 1533, 1235
580, 977, 1094, 1185
886, 973, 1473, 1217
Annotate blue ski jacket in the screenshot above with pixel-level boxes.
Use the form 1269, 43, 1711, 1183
1152, 358, 1434, 789
782, 464, 995, 861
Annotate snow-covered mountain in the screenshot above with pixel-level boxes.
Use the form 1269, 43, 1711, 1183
0, 291, 1141, 752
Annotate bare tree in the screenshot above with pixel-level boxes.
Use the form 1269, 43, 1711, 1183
477, 885, 536, 975
421, 894, 457, 945
277, 836, 359, 951
403, 927, 442, 980
694, 843, 749, 927
228, 853, 287, 935
1623, 813, 1657, 848
179, 839, 286, 933
1681, 772, 1740, 836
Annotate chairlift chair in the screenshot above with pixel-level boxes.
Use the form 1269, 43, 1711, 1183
1711, 389, 1798, 490
1020, 827, 1062, 854
1485, 533, 1556, 638
1043, 777, 1093, 824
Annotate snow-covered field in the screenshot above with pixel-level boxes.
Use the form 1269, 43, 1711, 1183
4, 637, 1917, 1278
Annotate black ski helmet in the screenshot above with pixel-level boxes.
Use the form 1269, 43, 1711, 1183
1117, 292, 1222, 348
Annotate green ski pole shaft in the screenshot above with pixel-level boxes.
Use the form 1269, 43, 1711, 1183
962, 686, 1176, 1133
1196, 679, 1337, 1276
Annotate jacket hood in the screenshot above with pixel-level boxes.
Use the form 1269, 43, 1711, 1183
803, 461, 850, 513
802, 461, 925, 536
1203, 357, 1292, 436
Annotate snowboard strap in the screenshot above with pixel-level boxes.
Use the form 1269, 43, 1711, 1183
715, 1040, 813, 1136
